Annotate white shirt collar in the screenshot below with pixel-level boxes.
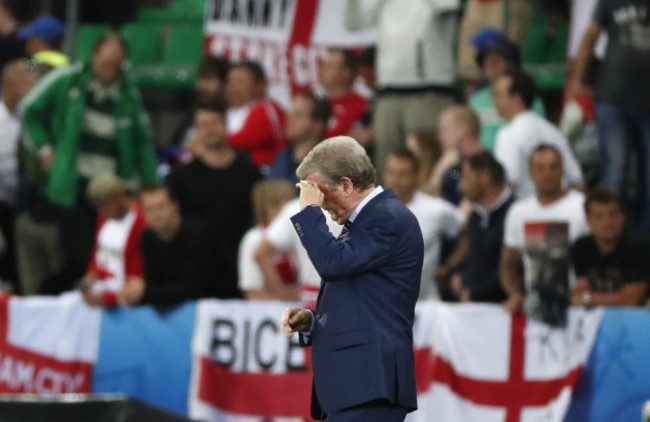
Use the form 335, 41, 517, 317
348, 186, 384, 223
472, 186, 513, 216
0, 100, 14, 118
472, 186, 512, 229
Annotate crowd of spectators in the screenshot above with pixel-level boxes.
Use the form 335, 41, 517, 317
0, 0, 649, 321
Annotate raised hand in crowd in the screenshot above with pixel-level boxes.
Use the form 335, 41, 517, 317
185, 133, 206, 160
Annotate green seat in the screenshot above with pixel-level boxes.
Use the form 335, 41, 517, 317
131, 66, 198, 90
137, 7, 177, 24
172, 0, 207, 22
76, 24, 113, 62
137, 0, 206, 24
120, 23, 162, 65
521, 12, 547, 64
162, 24, 204, 65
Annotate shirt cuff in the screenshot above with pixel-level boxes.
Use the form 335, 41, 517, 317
300, 310, 315, 336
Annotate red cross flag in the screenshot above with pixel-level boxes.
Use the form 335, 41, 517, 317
0, 292, 101, 393
409, 304, 603, 422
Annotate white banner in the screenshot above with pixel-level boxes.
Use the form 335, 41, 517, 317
0, 292, 102, 393
189, 301, 603, 422
204, 0, 377, 108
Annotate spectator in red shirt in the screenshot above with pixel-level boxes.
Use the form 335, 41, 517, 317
81, 173, 146, 307
225, 60, 286, 169
319, 48, 368, 138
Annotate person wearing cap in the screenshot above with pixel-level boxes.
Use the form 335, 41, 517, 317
456, 0, 533, 82
17, 15, 69, 69
468, 28, 546, 153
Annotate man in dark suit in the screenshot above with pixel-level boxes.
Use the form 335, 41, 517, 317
281, 136, 424, 421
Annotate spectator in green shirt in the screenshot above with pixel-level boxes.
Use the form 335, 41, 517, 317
18, 33, 157, 293
468, 28, 546, 152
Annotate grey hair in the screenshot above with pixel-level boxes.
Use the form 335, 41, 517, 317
87, 173, 127, 205
296, 136, 376, 190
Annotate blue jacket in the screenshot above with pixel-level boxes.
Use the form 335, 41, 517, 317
290, 189, 423, 418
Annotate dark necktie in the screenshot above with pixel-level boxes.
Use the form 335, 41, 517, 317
338, 220, 353, 241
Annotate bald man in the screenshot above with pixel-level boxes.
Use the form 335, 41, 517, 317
437, 105, 485, 205
0, 59, 36, 288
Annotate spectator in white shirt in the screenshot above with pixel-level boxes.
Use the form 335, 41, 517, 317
384, 150, 465, 300
0, 59, 36, 290
493, 70, 584, 199
254, 197, 342, 307
238, 179, 297, 301
501, 145, 589, 323
345, 0, 459, 182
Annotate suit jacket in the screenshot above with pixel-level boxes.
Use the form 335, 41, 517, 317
290, 189, 423, 418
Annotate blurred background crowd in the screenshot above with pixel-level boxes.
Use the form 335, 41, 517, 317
0, 0, 649, 322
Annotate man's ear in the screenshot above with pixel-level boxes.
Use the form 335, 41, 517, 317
339, 177, 354, 197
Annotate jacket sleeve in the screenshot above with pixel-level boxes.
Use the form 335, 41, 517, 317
299, 331, 312, 347
87, 215, 107, 275
290, 206, 395, 280
18, 66, 69, 151
124, 214, 146, 278
131, 89, 159, 185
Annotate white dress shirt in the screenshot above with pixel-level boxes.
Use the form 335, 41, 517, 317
349, 186, 384, 223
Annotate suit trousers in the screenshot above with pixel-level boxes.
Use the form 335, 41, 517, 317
326, 400, 409, 422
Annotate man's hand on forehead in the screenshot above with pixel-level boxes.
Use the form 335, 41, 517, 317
296, 180, 324, 210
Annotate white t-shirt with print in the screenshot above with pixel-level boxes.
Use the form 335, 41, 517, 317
504, 189, 589, 291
